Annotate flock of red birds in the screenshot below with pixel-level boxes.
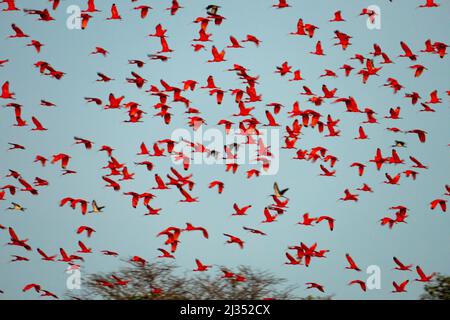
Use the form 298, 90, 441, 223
0, 0, 449, 299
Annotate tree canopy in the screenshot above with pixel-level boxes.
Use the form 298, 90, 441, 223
420, 274, 450, 300
70, 261, 332, 300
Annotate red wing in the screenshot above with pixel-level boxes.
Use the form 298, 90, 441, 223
393, 257, 404, 268
60, 197, 72, 207
31, 116, 44, 129
230, 36, 239, 46
153, 143, 164, 154
264, 207, 273, 220
400, 280, 409, 290
160, 37, 171, 52
265, 110, 277, 125
346, 254, 357, 268
211, 46, 220, 58
316, 41, 323, 52
401, 41, 413, 55
59, 248, 69, 259
359, 126, 365, 137
418, 131, 426, 143
9, 227, 19, 241
139, 142, 149, 154
158, 248, 170, 256
103, 176, 119, 188
200, 227, 209, 239
286, 252, 297, 263
18, 178, 33, 189
78, 241, 88, 251
2, 81, 10, 94
37, 248, 47, 258
80, 201, 87, 214
177, 185, 192, 199
320, 165, 330, 175
416, 266, 426, 278
170, 167, 183, 180
409, 156, 423, 167
155, 174, 166, 187
111, 4, 119, 18
14, 106, 22, 118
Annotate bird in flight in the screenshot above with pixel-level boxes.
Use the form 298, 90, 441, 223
0, 0, 446, 301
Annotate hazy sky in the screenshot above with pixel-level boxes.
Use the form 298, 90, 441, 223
0, 0, 449, 300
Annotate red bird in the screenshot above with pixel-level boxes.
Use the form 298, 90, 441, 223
340, 189, 359, 202
106, 4, 121, 20
27, 40, 44, 53
18, 178, 38, 195
310, 41, 325, 56
297, 213, 316, 226
351, 162, 366, 176
176, 185, 198, 202
430, 199, 447, 212
393, 257, 413, 271
23, 9, 54, 22
134, 5, 152, 19
345, 253, 361, 271
166, 0, 182, 15
1, 81, 15, 99
306, 282, 325, 293
183, 223, 209, 239
209, 180, 224, 194
399, 41, 417, 60
77, 241, 92, 254
102, 176, 121, 191
23, 283, 41, 293
227, 36, 244, 49
193, 259, 212, 272
285, 252, 301, 265
91, 47, 108, 56
31, 117, 47, 131
51, 153, 70, 169
369, 148, 387, 170
415, 266, 435, 282
348, 280, 366, 292
2, 0, 20, 11
319, 165, 336, 177
242, 34, 261, 46
76, 226, 96, 238
60, 197, 88, 215
409, 156, 428, 169
8, 227, 32, 251
316, 216, 335, 231
262, 207, 278, 223
392, 280, 409, 293
406, 129, 427, 143
232, 203, 252, 216
208, 46, 226, 62
37, 248, 57, 261
8, 24, 29, 38
330, 10, 345, 22
273, 0, 291, 9
40, 100, 56, 107
384, 173, 401, 185
157, 248, 175, 259
223, 233, 244, 249
419, 0, 440, 8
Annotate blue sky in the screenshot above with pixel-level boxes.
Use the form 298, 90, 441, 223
0, 0, 449, 300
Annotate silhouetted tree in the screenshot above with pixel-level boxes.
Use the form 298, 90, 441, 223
420, 274, 450, 300
70, 260, 331, 300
